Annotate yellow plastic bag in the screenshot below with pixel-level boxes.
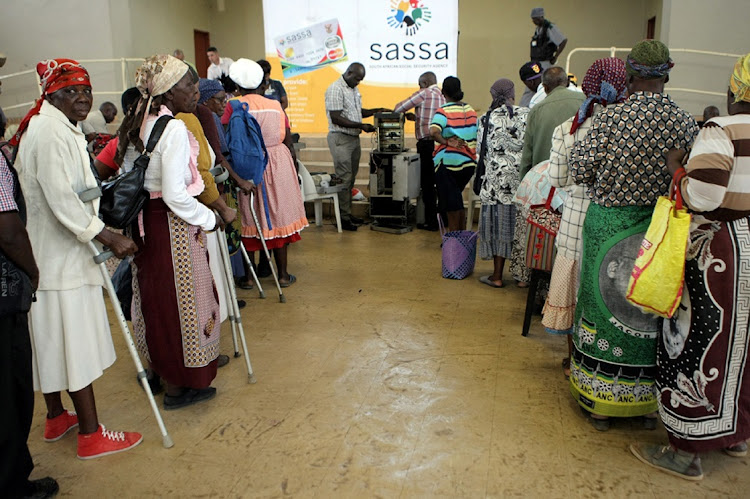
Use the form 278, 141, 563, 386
626, 185, 691, 318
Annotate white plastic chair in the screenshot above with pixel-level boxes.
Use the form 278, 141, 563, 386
298, 161, 342, 233
466, 175, 481, 229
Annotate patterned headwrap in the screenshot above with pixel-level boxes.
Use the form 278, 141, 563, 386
198, 78, 224, 105
730, 53, 750, 104
133, 54, 189, 136
570, 57, 627, 135
135, 54, 189, 98
10, 58, 91, 146
625, 40, 674, 80
489, 78, 516, 118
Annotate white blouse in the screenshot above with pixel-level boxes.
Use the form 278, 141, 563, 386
122, 108, 215, 231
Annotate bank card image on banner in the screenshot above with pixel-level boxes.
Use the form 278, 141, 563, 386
275, 18, 347, 78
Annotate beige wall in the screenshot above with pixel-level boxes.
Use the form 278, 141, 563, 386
661, 0, 746, 115
210, 0, 266, 63
457, 0, 655, 113
2, 0, 743, 121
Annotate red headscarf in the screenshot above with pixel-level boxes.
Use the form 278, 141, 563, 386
569, 57, 627, 135
10, 58, 92, 146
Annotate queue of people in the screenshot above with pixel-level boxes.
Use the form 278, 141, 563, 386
1, 9, 749, 497
1, 49, 310, 498
471, 39, 750, 481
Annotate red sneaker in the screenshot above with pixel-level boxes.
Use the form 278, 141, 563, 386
44, 410, 79, 442
77, 425, 143, 460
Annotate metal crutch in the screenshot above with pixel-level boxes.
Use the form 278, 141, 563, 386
210, 166, 265, 299
244, 188, 285, 303
216, 227, 256, 383
89, 242, 174, 448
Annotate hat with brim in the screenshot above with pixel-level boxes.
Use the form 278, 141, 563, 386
520, 61, 543, 81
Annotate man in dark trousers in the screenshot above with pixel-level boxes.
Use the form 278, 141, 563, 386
0, 143, 58, 498
394, 71, 446, 230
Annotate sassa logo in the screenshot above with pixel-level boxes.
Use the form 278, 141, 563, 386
387, 0, 432, 36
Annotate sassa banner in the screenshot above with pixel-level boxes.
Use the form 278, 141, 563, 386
262, 0, 459, 133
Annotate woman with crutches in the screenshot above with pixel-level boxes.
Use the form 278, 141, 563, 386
115, 55, 223, 411
12, 59, 142, 459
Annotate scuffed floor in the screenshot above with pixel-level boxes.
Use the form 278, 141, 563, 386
26, 223, 749, 497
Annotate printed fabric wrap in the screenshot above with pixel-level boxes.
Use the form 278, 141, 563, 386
627, 185, 691, 318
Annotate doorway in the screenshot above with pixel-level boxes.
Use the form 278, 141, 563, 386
194, 30, 210, 78
646, 17, 656, 39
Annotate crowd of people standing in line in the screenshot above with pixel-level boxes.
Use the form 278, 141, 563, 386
470, 39, 750, 481
1, 49, 309, 497
2, 7, 750, 497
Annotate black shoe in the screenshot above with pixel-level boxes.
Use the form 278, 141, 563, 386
235, 278, 253, 290
217, 354, 230, 368
164, 387, 217, 410
417, 223, 439, 231
257, 265, 272, 278
23, 477, 59, 499
136, 371, 163, 395
237, 299, 246, 309
350, 215, 365, 225
341, 220, 359, 231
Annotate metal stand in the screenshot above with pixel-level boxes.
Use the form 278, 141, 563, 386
369, 151, 420, 234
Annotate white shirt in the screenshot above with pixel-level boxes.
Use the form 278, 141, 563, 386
207, 57, 234, 80
16, 100, 106, 290
529, 82, 583, 108
121, 110, 216, 231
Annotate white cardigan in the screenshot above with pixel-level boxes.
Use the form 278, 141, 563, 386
16, 101, 106, 291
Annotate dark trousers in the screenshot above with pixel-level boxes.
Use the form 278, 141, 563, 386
0, 313, 34, 498
417, 138, 437, 226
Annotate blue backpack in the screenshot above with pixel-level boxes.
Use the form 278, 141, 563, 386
226, 99, 268, 185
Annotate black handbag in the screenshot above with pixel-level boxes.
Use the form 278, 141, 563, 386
472, 110, 492, 196
98, 116, 172, 229
0, 143, 34, 315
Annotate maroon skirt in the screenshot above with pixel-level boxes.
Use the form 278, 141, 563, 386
131, 199, 220, 389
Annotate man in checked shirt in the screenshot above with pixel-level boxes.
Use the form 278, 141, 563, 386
394, 72, 445, 231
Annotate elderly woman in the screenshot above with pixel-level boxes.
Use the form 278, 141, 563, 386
199, 78, 252, 288
430, 76, 477, 232
542, 58, 628, 377
569, 41, 699, 431
476, 79, 529, 288
630, 54, 750, 481
221, 59, 307, 287
13, 59, 142, 459
116, 55, 222, 410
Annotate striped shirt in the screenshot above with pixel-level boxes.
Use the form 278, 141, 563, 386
680, 114, 750, 221
430, 102, 477, 171
394, 84, 446, 140
325, 76, 363, 136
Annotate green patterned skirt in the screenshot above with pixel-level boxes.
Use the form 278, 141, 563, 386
570, 203, 659, 417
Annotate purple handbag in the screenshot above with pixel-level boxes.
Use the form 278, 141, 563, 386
439, 215, 478, 280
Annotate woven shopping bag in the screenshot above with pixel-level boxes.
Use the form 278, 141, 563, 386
439, 215, 478, 279
525, 187, 561, 272
626, 182, 691, 318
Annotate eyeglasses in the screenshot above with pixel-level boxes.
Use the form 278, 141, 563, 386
210, 95, 227, 104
